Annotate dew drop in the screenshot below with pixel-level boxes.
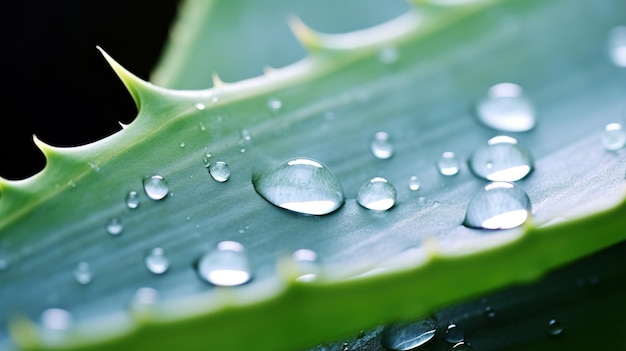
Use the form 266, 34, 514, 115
132, 287, 160, 307
125, 191, 140, 209
73, 261, 93, 285
464, 182, 531, 230
547, 318, 563, 336
241, 129, 251, 142
608, 26, 626, 67
195, 102, 206, 110
438, 152, 460, 176
444, 323, 464, 344
357, 177, 397, 211
143, 175, 169, 200
380, 315, 437, 351
41, 308, 73, 331
292, 249, 319, 282
450, 341, 472, 351
268, 98, 283, 112
252, 158, 344, 215
475, 82, 536, 132
468, 136, 533, 181
601, 122, 626, 150
484, 306, 496, 319
209, 161, 231, 182
179, 142, 186, 148
377, 46, 399, 64
106, 218, 124, 236
408, 176, 420, 191
144, 248, 170, 275
202, 152, 213, 168
370, 132, 394, 159
197, 241, 252, 286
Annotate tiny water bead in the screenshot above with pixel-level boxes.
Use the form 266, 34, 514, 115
484, 306, 496, 319
369, 131, 394, 159
357, 177, 397, 211
547, 318, 563, 336
132, 287, 160, 307
475, 82, 536, 132
464, 182, 531, 230
292, 249, 319, 282
252, 158, 344, 216
408, 175, 420, 191
106, 218, 124, 236
380, 315, 437, 351
142, 175, 169, 200
468, 136, 533, 182
444, 323, 464, 344
125, 191, 140, 209
608, 26, 626, 67
197, 241, 252, 286
601, 122, 626, 150
438, 152, 460, 176
73, 261, 93, 285
267, 98, 283, 112
144, 248, 170, 275
450, 341, 472, 351
195, 102, 206, 110
202, 151, 213, 168
40, 308, 73, 331
209, 161, 231, 182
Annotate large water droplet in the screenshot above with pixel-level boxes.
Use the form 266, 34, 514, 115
357, 177, 397, 211
143, 175, 169, 200
41, 308, 73, 331
73, 261, 93, 285
608, 26, 626, 67
252, 158, 344, 215
547, 318, 563, 336
468, 136, 533, 181
601, 123, 626, 150
475, 83, 536, 132
209, 161, 231, 182
370, 132, 394, 159
464, 182, 531, 230
144, 248, 170, 275
292, 249, 319, 282
438, 152, 460, 176
444, 323, 464, 343
381, 315, 437, 351
106, 218, 124, 236
125, 191, 140, 209
197, 241, 252, 286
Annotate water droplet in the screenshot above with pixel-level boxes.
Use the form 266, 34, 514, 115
408, 176, 420, 191
484, 306, 496, 319
378, 46, 399, 64
468, 136, 533, 181
357, 177, 397, 211
601, 122, 626, 150
252, 158, 344, 215
88, 161, 101, 172
202, 152, 213, 168
144, 248, 170, 275
381, 315, 437, 351
450, 341, 472, 351
444, 323, 464, 343
106, 218, 124, 236
547, 318, 563, 336
73, 261, 93, 285
41, 308, 73, 331
608, 26, 626, 67
464, 182, 531, 230
197, 241, 252, 286
132, 287, 160, 307
475, 82, 536, 132
143, 175, 169, 200
179, 142, 186, 148
438, 152, 460, 176
241, 129, 251, 141
195, 102, 206, 110
125, 191, 140, 209
370, 132, 394, 159
292, 249, 319, 282
209, 161, 231, 182
211, 96, 219, 104
268, 98, 283, 112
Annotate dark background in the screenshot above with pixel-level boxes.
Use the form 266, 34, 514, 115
0, 2, 180, 180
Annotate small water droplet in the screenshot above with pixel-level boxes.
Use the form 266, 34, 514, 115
444, 323, 464, 343
381, 315, 437, 351
268, 98, 283, 112
484, 306, 496, 319
378, 46, 399, 64
438, 152, 460, 176
464, 182, 531, 230
179, 142, 186, 148
41, 308, 73, 331
197, 241, 252, 286
241, 129, 251, 141
195, 102, 206, 110
106, 218, 124, 236
475, 82, 536, 132
143, 175, 169, 201
450, 341, 472, 351
211, 96, 219, 104
370, 132, 394, 159
547, 318, 563, 336
125, 191, 140, 209
73, 261, 93, 285
608, 26, 626, 67
133, 287, 160, 306
601, 122, 626, 150
357, 177, 397, 211
342, 342, 350, 351
202, 152, 213, 168
209, 161, 231, 182
468, 136, 533, 181
144, 248, 170, 275
252, 158, 344, 215
408, 176, 420, 191
292, 249, 319, 282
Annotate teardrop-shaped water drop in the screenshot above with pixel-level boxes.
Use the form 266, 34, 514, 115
608, 26, 626, 67
357, 177, 396, 211
547, 318, 563, 336
468, 136, 533, 181
209, 161, 231, 182
408, 176, 420, 191
381, 315, 437, 351
464, 182, 531, 230
125, 191, 140, 209
292, 249, 319, 282
252, 158, 344, 215
370, 132, 394, 159
41, 308, 73, 331
73, 261, 93, 285
601, 122, 626, 150
268, 98, 283, 112
475, 82, 536, 132
197, 241, 252, 286
438, 152, 460, 176
444, 323, 464, 344
144, 248, 170, 275
106, 218, 124, 236
143, 175, 169, 200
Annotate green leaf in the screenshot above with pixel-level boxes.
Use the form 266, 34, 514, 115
1, 0, 625, 350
